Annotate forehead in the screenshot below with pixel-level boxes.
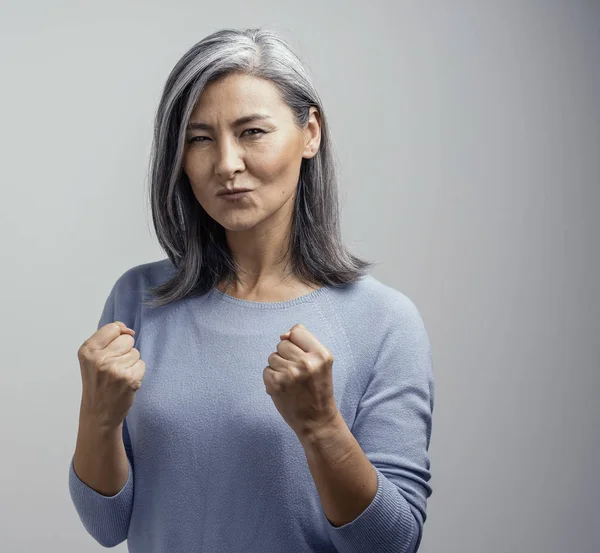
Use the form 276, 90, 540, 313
191, 73, 286, 119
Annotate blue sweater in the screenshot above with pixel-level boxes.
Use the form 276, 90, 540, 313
68, 259, 434, 552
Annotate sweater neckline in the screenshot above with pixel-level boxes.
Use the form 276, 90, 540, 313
210, 284, 330, 309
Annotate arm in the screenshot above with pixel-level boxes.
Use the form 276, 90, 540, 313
68, 418, 135, 547
73, 415, 129, 497
297, 411, 378, 528
68, 274, 137, 547
300, 294, 434, 553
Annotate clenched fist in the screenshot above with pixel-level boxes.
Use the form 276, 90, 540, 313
77, 321, 146, 431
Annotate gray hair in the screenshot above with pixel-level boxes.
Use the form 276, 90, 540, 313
144, 27, 375, 308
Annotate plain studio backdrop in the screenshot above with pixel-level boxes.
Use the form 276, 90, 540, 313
1, 1, 598, 552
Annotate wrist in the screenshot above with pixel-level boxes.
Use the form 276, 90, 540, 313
79, 398, 123, 431
78, 410, 122, 438
296, 409, 344, 444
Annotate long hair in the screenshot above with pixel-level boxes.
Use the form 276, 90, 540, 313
144, 27, 375, 308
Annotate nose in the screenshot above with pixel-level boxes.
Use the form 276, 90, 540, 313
214, 136, 245, 180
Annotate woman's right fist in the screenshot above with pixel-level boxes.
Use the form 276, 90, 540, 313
77, 321, 146, 430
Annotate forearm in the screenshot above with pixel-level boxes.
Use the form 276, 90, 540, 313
297, 411, 378, 528
73, 412, 129, 497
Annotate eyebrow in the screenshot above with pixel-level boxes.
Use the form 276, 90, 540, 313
186, 113, 273, 131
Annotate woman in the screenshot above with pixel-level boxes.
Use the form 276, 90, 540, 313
69, 27, 434, 553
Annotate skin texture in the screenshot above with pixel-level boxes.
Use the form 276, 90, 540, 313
182, 72, 322, 301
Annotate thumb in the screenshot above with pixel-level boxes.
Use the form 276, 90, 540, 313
114, 321, 135, 335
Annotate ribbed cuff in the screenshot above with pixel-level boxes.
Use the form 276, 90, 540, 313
68, 455, 134, 547
324, 466, 417, 553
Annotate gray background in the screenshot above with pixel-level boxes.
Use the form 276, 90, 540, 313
1, 1, 598, 551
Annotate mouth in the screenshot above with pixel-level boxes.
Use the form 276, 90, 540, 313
217, 188, 253, 196
218, 189, 252, 201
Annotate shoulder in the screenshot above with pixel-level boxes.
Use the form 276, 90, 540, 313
325, 273, 427, 331
318, 274, 433, 417
110, 258, 176, 297
98, 259, 176, 329
321, 274, 430, 370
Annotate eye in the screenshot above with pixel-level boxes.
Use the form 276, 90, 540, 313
186, 129, 265, 144
242, 128, 265, 137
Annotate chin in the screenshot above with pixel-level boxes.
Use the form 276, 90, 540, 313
216, 212, 264, 232
219, 221, 258, 232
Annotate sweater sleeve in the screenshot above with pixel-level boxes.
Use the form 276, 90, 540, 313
68, 274, 136, 547
324, 295, 434, 553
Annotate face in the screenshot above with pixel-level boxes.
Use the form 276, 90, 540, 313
182, 72, 320, 234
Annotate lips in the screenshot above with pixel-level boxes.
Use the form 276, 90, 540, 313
217, 188, 253, 196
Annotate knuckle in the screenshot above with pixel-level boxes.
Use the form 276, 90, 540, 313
96, 355, 115, 373
78, 343, 91, 360
96, 360, 111, 373
289, 366, 302, 379
321, 350, 333, 363
301, 357, 314, 371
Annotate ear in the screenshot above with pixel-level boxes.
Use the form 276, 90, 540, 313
302, 107, 321, 159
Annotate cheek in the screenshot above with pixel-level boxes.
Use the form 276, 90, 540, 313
255, 147, 301, 184
183, 152, 206, 181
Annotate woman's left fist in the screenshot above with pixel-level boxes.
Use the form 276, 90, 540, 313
263, 323, 339, 437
